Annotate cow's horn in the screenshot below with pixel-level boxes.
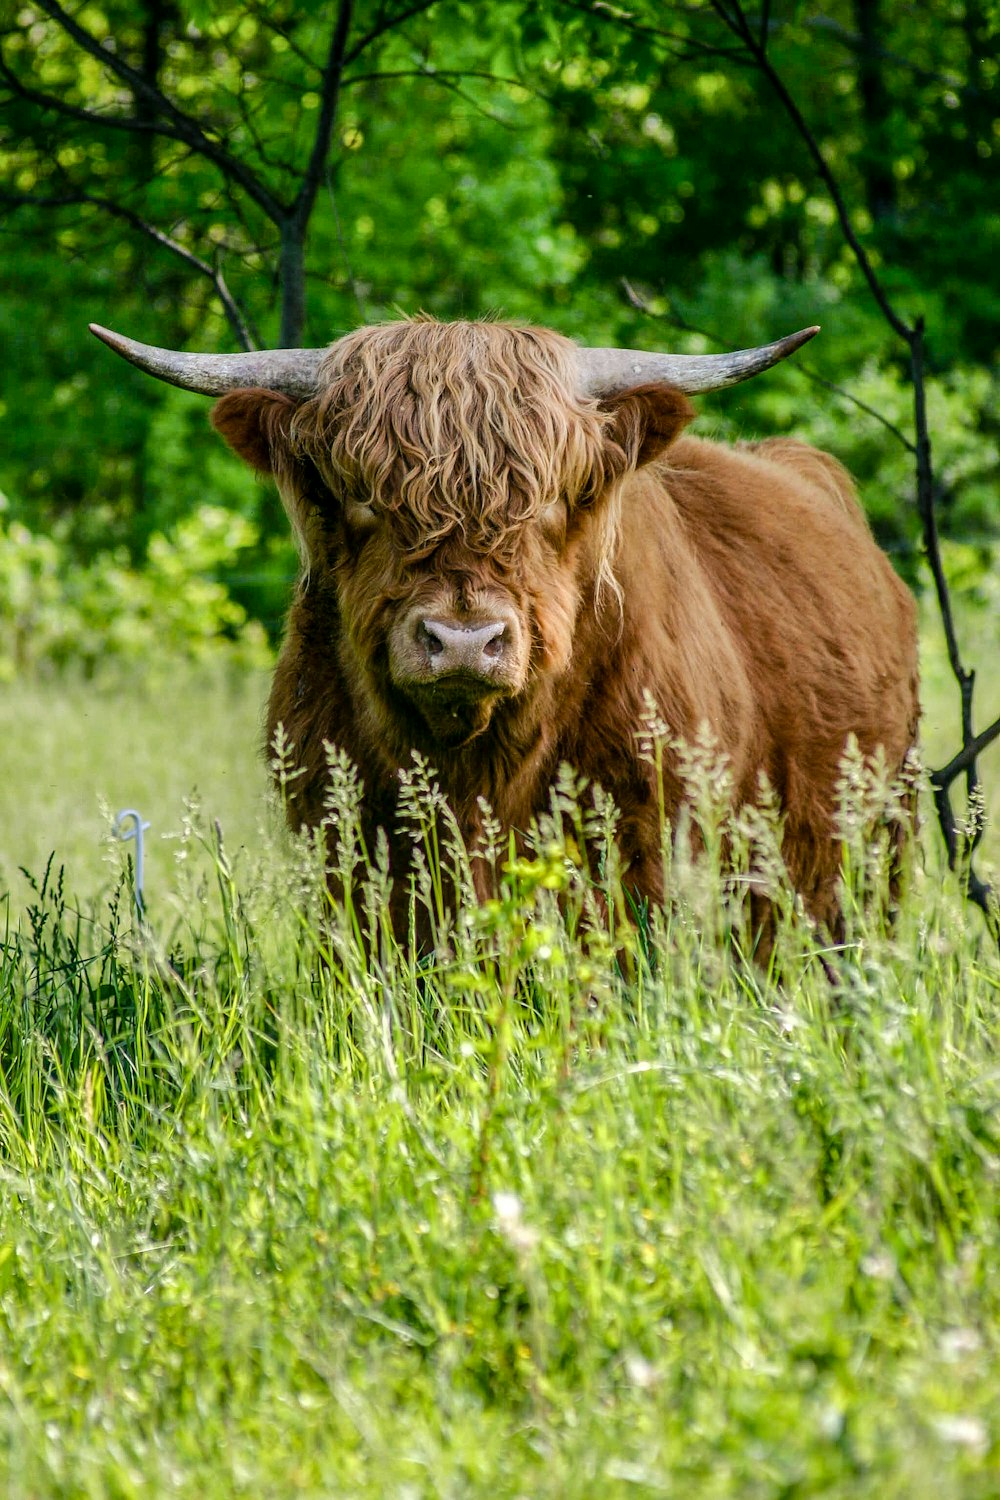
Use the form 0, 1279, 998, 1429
90, 321, 820, 401
88, 324, 326, 398
574, 326, 820, 397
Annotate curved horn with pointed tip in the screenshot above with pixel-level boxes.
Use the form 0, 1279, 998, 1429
573, 326, 820, 397
88, 324, 327, 398
89, 320, 819, 402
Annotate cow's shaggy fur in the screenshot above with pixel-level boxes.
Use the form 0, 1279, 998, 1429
213, 317, 919, 935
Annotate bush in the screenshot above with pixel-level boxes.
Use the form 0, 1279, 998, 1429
0, 499, 271, 678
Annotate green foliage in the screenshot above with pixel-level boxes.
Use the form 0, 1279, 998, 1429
2, 0, 998, 584
0, 498, 271, 677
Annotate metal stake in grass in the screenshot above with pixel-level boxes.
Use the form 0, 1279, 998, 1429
113, 808, 151, 919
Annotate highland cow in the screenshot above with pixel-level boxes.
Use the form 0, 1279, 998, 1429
91, 317, 919, 936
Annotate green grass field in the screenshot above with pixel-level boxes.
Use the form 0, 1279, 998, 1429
0, 610, 998, 1497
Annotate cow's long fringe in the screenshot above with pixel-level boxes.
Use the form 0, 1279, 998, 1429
285, 317, 624, 607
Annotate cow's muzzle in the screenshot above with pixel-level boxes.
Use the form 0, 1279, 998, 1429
389, 604, 527, 745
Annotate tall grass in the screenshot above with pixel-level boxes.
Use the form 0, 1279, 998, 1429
0, 662, 998, 1496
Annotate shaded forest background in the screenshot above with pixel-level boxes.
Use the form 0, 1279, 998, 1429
1, 0, 998, 656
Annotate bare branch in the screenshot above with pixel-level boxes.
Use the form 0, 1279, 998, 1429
758, 0, 772, 54
0, 51, 180, 137
292, 0, 354, 228
804, 14, 968, 94
930, 775, 999, 931
797, 369, 917, 456
933, 712, 1000, 791
274, 0, 354, 345
344, 67, 538, 93
554, 0, 749, 62
906, 316, 966, 686
342, 1, 439, 65
706, 0, 911, 343
32, 0, 286, 223
390, 68, 527, 129
242, 4, 325, 79
0, 187, 257, 350
342, 64, 553, 123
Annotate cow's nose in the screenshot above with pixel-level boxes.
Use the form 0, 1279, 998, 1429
417, 618, 508, 676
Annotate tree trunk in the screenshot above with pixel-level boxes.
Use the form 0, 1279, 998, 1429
133, 0, 173, 182
279, 220, 308, 348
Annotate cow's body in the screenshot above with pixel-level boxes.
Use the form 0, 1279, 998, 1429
94, 314, 917, 936
229, 323, 917, 936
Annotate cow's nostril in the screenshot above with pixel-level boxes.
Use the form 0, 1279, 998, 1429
417, 620, 445, 657
482, 627, 506, 660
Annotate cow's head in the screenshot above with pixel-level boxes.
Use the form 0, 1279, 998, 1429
210, 322, 700, 747
89, 317, 818, 749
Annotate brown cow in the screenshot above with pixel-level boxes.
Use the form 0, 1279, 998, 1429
91, 317, 919, 936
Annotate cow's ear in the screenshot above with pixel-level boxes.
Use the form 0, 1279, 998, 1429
211, 389, 298, 475
601, 384, 694, 472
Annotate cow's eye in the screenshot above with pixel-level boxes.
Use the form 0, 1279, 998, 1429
344, 500, 379, 535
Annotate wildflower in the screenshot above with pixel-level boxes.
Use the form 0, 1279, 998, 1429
492, 1190, 539, 1253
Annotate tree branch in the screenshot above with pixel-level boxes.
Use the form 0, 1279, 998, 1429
0, 187, 257, 349
0, 51, 180, 137
33, 0, 286, 223
930, 775, 999, 930
758, 0, 772, 54
274, 0, 354, 345
243, 4, 325, 78
554, 1, 750, 63
341, 64, 553, 125
933, 713, 1000, 792
707, 0, 911, 342
803, 14, 968, 94
342, 1, 439, 65
292, 0, 354, 230
344, 67, 538, 92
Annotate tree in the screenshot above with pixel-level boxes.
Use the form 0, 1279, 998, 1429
2, 1, 445, 348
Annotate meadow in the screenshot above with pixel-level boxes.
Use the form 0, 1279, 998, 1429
0, 607, 998, 1498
